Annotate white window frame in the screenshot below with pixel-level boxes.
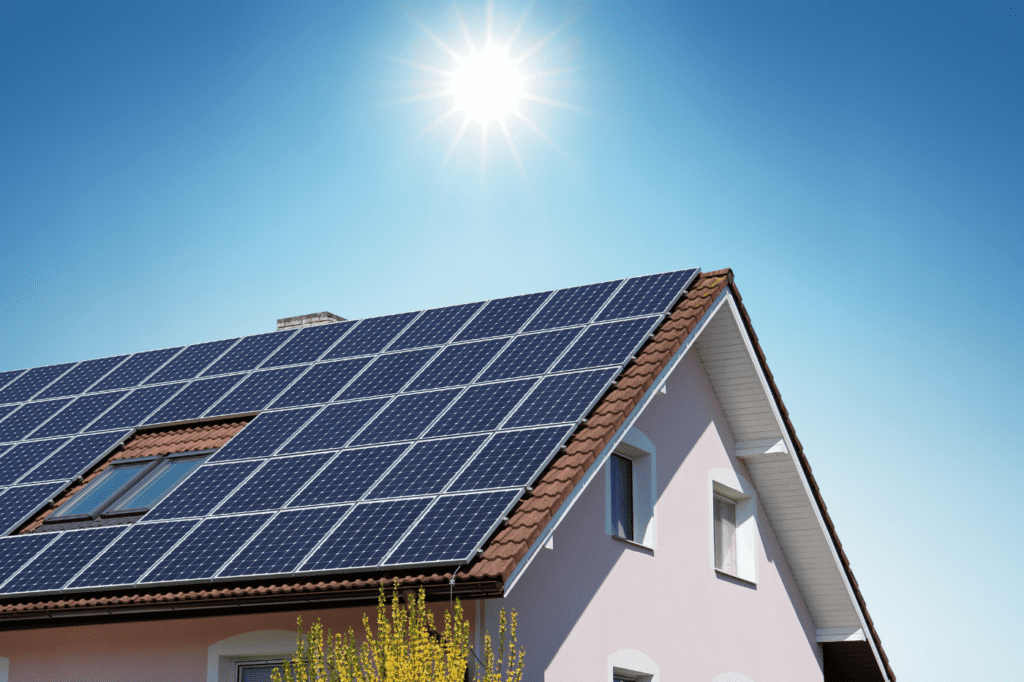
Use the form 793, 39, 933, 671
605, 427, 656, 550
607, 648, 658, 682
709, 468, 758, 584
207, 630, 296, 682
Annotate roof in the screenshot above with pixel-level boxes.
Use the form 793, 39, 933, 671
0, 269, 893, 681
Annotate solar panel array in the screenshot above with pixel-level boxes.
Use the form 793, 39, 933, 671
0, 269, 697, 597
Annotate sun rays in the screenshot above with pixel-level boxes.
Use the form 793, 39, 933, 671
398, 1, 576, 176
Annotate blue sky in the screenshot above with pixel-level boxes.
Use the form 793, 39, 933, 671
2, 1, 1021, 678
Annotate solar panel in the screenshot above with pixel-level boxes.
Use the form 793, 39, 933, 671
261, 321, 356, 367
218, 505, 351, 578
336, 348, 438, 400
205, 366, 305, 417
214, 452, 331, 514
140, 513, 272, 584
0, 534, 58, 589
367, 435, 487, 500
553, 316, 658, 372
454, 292, 551, 342
287, 444, 409, 507
383, 489, 521, 566
478, 328, 582, 381
1, 525, 126, 594
299, 497, 432, 572
523, 280, 622, 331
89, 348, 182, 392
595, 269, 698, 321
0, 482, 69, 534
67, 519, 197, 589
143, 374, 245, 425
210, 407, 319, 462
322, 312, 419, 360
0, 370, 25, 393
270, 357, 370, 408
0, 405, 15, 422
348, 390, 460, 446
85, 383, 183, 432
144, 460, 261, 520
280, 399, 390, 454
447, 426, 574, 492
388, 303, 483, 350
36, 355, 128, 399
0, 363, 75, 404
29, 391, 127, 438
504, 368, 617, 428
404, 339, 508, 391
201, 331, 296, 377
0, 399, 73, 442
425, 380, 535, 438
0, 438, 69, 486
20, 430, 131, 483
145, 339, 238, 384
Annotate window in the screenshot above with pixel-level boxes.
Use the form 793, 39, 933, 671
713, 493, 737, 574
605, 427, 656, 549
709, 468, 758, 584
235, 659, 285, 682
46, 451, 209, 526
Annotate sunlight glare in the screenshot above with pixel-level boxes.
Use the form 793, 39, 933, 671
451, 43, 524, 127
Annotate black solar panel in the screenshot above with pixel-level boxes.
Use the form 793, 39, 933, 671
322, 313, 419, 360
85, 383, 183, 432
214, 452, 331, 514
270, 358, 370, 408
205, 366, 305, 417
210, 407, 319, 462
0, 399, 73, 442
68, 519, 197, 589
20, 430, 131, 484
36, 356, 128, 399
454, 292, 551, 341
405, 339, 508, 391
478, 328, 582, 381
261, 321, 356, 367
0, 438, 69, 486
337, 348, 438, 400
30, 391, 127, 438
367, 435, 487, 500
554, 316, 658, 372
0, 405, 14, 422
504, 368, 617, 428
0, 534, 58, 588
145, 460, 261, 520
596, 269, 697, 321
144, 375, 245, 425
447, 426, 573, 491
0, 482, 69, 534
524, 280, 621, 331
383, 489, 520, 566
388, 303, 483, 350
90, 348, 182, 392
426, 380, 535, 437
299, 497, 432, 572
0, 370, 25, 393
0, 363, 76, 404
348, 390, 460, 446
141, 513, 272, 583
145, 339, 238, 384
1, 526, 124, 594
280, 399, 390, 453
288, 444, 409, 507
201, 331, 295, 377
219, 505, 351, 578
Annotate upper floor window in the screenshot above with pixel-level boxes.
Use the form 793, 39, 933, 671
709, 469, 758, 584
611, 454, 634, 541
605, 428, 656, 549
713, 493, 737, 574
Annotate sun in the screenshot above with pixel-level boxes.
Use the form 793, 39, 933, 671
398, 1, 575, 174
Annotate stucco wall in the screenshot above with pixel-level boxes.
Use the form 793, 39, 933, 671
486, 351, 823, 682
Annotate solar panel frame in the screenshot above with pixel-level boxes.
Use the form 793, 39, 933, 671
89, 347, 183, 392
404, 338, 509, 391
144, 338, 239, 384
278, 398, 391, 454
213, 452, 333, 515
209, 407, 321, 462
28, 390, 128, 439
36, 355, 129, 399
502, 367, 619, 429
0, 525, 126, 595
446, 425, 575, 492
523, 279, 623, 332
0, 438, 70, 486
320, 312, 420, 361
201, 330, 297, 377
66, 519, 198, 590
0, 399, 73, 443
552, 315, 661, 373
595, 268, 698, 321
336, 348, 439, 400
19, 430, 132, 484
0, 481, 70, 534
286, 443, 411, 508
260, 321, 357, 368
0, 370, 26, 394
453, 291, 552, 342
270, 357, 371, 409
143, 374, 246, 425
388, 302, 484, 351
425, 379, 537, 438
0, 533, 60, 590
0, 363, 76, 405
84, 383, 184, 432
477, 327, 584, 382
347, 389, 461, 447
365, 434, 488, 500
203, 366, 306, 418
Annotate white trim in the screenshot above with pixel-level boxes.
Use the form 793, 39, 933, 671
608, 648, 658, 682
817, 627, 866, 642
207, 630, 296, 682
734, 438, 787, 460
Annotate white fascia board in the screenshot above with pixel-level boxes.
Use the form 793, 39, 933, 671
503, 290, 731, 595
816, 627, 866, 643
716, 295, 891, 682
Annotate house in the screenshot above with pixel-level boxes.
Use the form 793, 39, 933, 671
0, 269, 894, 682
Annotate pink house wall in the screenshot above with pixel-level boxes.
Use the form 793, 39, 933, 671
485, 351, 823, 682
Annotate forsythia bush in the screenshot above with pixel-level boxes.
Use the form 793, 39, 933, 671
271, 585, 524, 682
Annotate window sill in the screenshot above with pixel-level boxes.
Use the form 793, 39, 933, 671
611, 534, 654, 553
715, 568, 756, 587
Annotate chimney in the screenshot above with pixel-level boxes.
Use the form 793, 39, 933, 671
276, 312, 346, 331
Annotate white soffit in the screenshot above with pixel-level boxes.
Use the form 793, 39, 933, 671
693, 296, 864, 632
